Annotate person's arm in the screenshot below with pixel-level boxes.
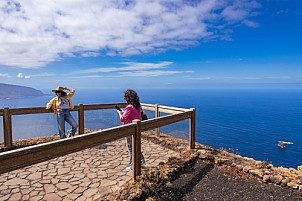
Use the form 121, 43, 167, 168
65, 87, 75, 97
120, 106, 132, 123
46, 97, 56, 109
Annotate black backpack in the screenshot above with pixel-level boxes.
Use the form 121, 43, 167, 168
141, 110, 148, 120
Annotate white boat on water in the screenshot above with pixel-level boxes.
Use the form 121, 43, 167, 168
278, 142, 286, 148
278, 141, 294, 148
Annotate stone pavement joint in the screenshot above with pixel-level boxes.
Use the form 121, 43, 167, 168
0, 138, 179, 200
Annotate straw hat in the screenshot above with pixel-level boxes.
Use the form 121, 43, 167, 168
52, 86, 65, 93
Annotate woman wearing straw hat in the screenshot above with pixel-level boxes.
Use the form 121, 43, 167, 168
46, 86, 77, 139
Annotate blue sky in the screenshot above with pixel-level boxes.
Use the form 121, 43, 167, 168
0, 0, 301, 90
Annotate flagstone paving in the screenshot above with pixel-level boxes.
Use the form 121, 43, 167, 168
0, 138, 179, 201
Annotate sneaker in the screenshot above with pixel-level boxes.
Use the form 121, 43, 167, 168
126, 166, 132, 172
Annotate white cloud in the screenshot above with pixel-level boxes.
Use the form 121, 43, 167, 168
267, 76, 291, 79
17, 72, 30, 79
72, 61, 173, 74
187, 77, 211, 80
117, 70, 191, 77
0, 0, 261, 68
80, 52, 100, 57
17, 73, 23, 78
69, 61, 190, 77
226, 76, 292, 80
277, 9, 289, 15
30, 72, 54, 77
0, 73, 10, 77
226, 77, 262, 80
71, 75, 103, 79
242, 19, 259, 28
221, 0, 261, 22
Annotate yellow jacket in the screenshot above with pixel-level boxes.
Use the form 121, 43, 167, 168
46, 89, 75, 115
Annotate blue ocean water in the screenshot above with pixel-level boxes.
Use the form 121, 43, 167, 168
0, 89, 301, 169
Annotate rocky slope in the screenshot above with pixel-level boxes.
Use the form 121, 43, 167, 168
100, 131, 302, 200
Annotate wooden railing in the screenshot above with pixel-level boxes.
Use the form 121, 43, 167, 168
0, 103, 195, 180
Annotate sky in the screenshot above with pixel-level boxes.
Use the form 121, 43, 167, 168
0, 0, 301, 90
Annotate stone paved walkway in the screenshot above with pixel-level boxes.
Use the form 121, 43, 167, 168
0, 139, 179, 201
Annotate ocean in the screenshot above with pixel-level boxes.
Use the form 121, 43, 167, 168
0, 89, 301, 169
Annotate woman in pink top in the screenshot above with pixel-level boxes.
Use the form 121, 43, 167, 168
117, 89, 146, 172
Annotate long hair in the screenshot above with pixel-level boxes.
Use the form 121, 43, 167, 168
56, 91, 67, 97
124, 89, 141, 109
61, 91, 67, 97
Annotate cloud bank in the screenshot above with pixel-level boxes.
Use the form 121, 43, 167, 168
70, 61, 193, 78
71, 61, 173, 74
0, 0, 261, 68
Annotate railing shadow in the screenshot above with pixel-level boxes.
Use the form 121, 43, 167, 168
150, 159, 215, 200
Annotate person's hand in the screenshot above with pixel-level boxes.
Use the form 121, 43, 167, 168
117, 110, 123, 117
56, 109, 61, 112
64, 87, 74, 92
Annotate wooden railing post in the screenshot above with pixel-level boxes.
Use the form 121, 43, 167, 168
78, 104, 84, 135
132, 119, 141, 181
189, 108, 196, 149
3, 107, 12, 147
155, 104, 160, 137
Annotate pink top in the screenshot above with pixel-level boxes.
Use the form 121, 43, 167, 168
120, 104, 142, 125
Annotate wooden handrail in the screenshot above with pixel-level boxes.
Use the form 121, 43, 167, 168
189, 108, 196, 149
158, 105, 190, 112
141, 111, 191, 132
0, 103, 195, 180
83, 103, 127, 111
0, 103, 129, 116
141, 104, 189, 114
3, 107, 12, 147
0, 103, 187, 116
132, 120, 142, 180
78, 104, 84, 135
0, 123, 136, 174
9, 107, 54, 115
141, 103, 156, 111
155, 104, 160, 137
1, 103, 194, 147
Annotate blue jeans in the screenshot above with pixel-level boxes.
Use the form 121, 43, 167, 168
57, 109, 77, 139
126, 136, 145, 170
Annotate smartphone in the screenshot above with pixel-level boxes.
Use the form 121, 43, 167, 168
115, 105, 122, 111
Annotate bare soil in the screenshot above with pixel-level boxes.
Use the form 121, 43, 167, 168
148, 159, 302, 201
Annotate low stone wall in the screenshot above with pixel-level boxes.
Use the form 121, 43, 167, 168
101, 130, 302, 200
142, 131, 302, 190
